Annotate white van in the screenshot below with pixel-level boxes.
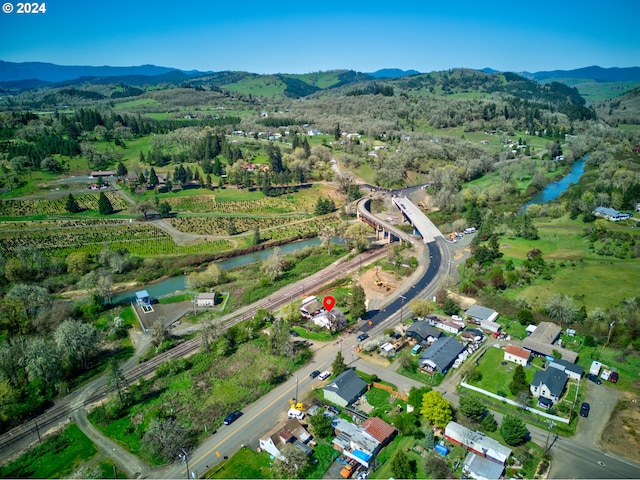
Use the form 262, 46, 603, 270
288, 408, 305, 420
318, 371, 331, 381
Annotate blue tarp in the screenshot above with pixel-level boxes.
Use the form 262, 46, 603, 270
435, 444, 449, 456
352, 449, 372, 462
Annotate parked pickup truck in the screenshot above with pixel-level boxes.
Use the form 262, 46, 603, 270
340, 464, 354, 478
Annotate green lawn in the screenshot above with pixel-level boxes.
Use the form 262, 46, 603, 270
0, 423, 97, 478
370, 435, 428, 479
206, 441, 337, 479
208, 446, 273, 479
305, 442, 340, 479
469, 347, 537, 397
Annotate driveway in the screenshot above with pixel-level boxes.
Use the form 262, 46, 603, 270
573, 380, 620, 449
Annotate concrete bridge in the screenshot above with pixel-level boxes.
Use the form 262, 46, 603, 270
356, 196, 443, 244
357, 197, 412, 244
392, 196, 443, 243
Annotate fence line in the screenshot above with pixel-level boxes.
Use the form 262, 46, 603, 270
460, 380, 569, 424
371, 382, 409, 401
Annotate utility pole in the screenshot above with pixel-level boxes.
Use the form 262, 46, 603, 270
34, 418, 41, 443
399, 295, 406, 322
605, 321, 615, 348
179, 449, 189, 480
544, 420, 556, 454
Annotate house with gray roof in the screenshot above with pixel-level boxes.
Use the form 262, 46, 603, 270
530, 368, 568, 403
418, 336, 465, 373
522, 322, 578, 363
323, 368, 368, 407
548, 358, 584, 381
406, 320, 442, 344
445, 421, 511, 465
332, 418, 380, 468
465, 305, 499, 323
594, 206, 632, 222
463, 452, 506, 480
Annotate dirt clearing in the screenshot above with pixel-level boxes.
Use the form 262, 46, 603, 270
601, 391, 640, 459
357, 267, 399, 301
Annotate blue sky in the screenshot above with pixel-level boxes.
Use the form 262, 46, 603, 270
1, 0, 638, 74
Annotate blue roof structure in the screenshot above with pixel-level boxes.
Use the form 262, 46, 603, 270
352, 450, 372, 462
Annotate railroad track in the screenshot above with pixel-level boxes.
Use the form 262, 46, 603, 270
0, 245, 388, 455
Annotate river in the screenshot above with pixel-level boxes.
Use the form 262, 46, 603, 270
111, 236, 339, 304
522, 154, 588, 210
114, 156, 588, 304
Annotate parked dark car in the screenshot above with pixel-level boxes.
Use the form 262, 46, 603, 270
223, 410, 243, 425
586, 373, 602, 385
357, 333, 369, 342
289, 330, 300, 337
326, 405, 341, 415
580, 402, 590, 418
609, 371, 618, 383
309, 370, 321, 379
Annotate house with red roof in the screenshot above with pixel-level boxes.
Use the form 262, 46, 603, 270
361, 417, 397, 447
504, 345, 531, 366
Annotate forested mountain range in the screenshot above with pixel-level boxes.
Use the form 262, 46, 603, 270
2, 61, 639, 92
0, 61, 207, 83
523, 65, 640, 83
0, 66, 599, 125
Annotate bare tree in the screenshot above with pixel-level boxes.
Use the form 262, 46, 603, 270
54, 320, 103, 371
24, 336, 60, 384
318, 225, 335, 254
151, 317, 170, 347
132, 200, 156, 219
80, 268, 114, 304
273, 444, 310, 479
263, 247, 285, 280
270, 317, 292, 357
200, 320, 223, 351
142, 417, 191, 463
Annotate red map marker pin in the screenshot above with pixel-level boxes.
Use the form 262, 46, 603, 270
323, 295, 336, 312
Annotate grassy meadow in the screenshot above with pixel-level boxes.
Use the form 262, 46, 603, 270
0, 424, 98, 478
499, 215, 640, 311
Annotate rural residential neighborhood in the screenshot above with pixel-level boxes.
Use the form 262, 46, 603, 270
1, 3, 640, 478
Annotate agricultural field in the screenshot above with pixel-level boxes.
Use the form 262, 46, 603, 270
0, 192, 128, 218
0, 220, 234, 258
159, 185, 336, 215
168, 214, 309, 236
